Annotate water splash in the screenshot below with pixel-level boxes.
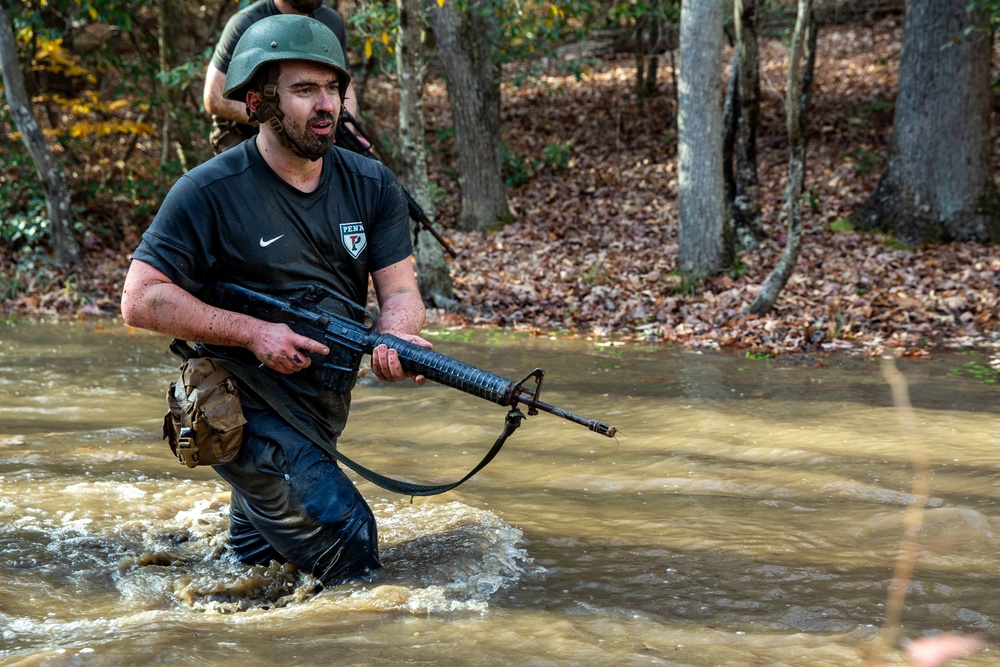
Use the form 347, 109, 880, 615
112, 498, 537, 615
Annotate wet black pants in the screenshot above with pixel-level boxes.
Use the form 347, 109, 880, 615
213, 398, 381, 586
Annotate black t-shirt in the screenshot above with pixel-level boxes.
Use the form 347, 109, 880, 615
133, 139, 411, 436
210, 0, 351, 74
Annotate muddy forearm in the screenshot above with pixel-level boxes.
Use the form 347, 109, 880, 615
375, 289, 425, 337
122, 279, 264, 348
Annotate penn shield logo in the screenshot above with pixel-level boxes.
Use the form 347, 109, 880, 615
340, 222, 367, 259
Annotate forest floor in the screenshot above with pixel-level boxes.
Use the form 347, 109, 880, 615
1, 16, 998, 368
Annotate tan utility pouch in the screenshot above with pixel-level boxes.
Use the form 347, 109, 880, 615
163, 358, 246, 468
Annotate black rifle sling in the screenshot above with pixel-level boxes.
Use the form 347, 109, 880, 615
192, 348, 523, 496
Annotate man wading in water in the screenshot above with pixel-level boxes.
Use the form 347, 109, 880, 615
121, 14, 431, 586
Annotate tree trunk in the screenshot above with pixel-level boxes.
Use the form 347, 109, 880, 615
853, 0, 1000, 244
732, 0, 763, 250
748, 1, 815, 315
428, 0, 511, 232
157, 0, 193, 173
722, 50, 737, 204
677, 0, 732, 279
397, 0, 455, 308
0, 2, 80, 266
635, 0, 662, 116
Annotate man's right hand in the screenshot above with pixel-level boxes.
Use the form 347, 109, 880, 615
251, 321, 330, 374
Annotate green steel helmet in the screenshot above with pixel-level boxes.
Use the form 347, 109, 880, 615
223, 14, 351, 103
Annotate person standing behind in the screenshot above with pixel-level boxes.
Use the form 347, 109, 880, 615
123, 14, 430, 585
203, 0, 360, 153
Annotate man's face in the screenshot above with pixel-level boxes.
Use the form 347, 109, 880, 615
275, 60, 342, 161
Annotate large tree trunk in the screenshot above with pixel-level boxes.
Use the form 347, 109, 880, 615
677, 0, 732, 278
748, 1, 816, 315
397, 0, 455, 308
428, 0, 511, 232
853, 0, 1000, 244
0, 2, 80, 267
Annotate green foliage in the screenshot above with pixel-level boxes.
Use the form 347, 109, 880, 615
433, 125, 456, 143
0, 270, 24, 304
502, 140, 573, 186
948, 359, 1000, 391
158, 49, 212, 96
672, 270, 702, 296
0, 248, 61, 300
848, 148, 881, 175
610, 0, 679, 26
560, 55, 600, 82
961, 1, 1000, 35
805, 187, 820, 214
0, 201, 50, 251
428, 181, 449, 208
880, 234, 913, 251
501, 145, 535, 187
849, 99, 892, 116
496, 0, 593, 61
348, 1, 399, 72
541, 142, 572, 170
727, 256, 747, 279
0, 111, 55, 253
829, 218, 854, 233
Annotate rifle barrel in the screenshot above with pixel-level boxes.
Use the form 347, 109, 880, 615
514, 393, 618, 437
374, 331, 617, 438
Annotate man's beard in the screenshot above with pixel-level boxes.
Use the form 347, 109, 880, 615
285, 112, 337, 161
289, 0, 323, 12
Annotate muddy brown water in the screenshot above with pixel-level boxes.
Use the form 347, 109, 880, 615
0, 321, 998, 666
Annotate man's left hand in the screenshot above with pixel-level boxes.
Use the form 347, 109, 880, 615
370, 335, 432, 384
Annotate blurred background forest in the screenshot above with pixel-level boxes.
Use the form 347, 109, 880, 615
0, 0, 998, 360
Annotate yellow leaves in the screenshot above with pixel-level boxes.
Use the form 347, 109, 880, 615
46, 91, 127, 115
542, 2, 564, 26
66, 119, 156, 139
33, 120, 154, 140
31, 36, 97, 84
24, 119, 153, 141
363, 33, 395, 61
23, 89, 153, 141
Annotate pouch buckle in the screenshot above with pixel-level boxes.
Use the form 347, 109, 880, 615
176, 426, 199, 467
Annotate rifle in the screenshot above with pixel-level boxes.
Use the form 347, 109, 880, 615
336, 110, 457, 258
205, 281, 617, 438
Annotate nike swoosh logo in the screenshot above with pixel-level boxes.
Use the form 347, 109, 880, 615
259, 235, 284, 247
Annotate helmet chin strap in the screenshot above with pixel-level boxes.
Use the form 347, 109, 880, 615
247, 65, 320, 161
